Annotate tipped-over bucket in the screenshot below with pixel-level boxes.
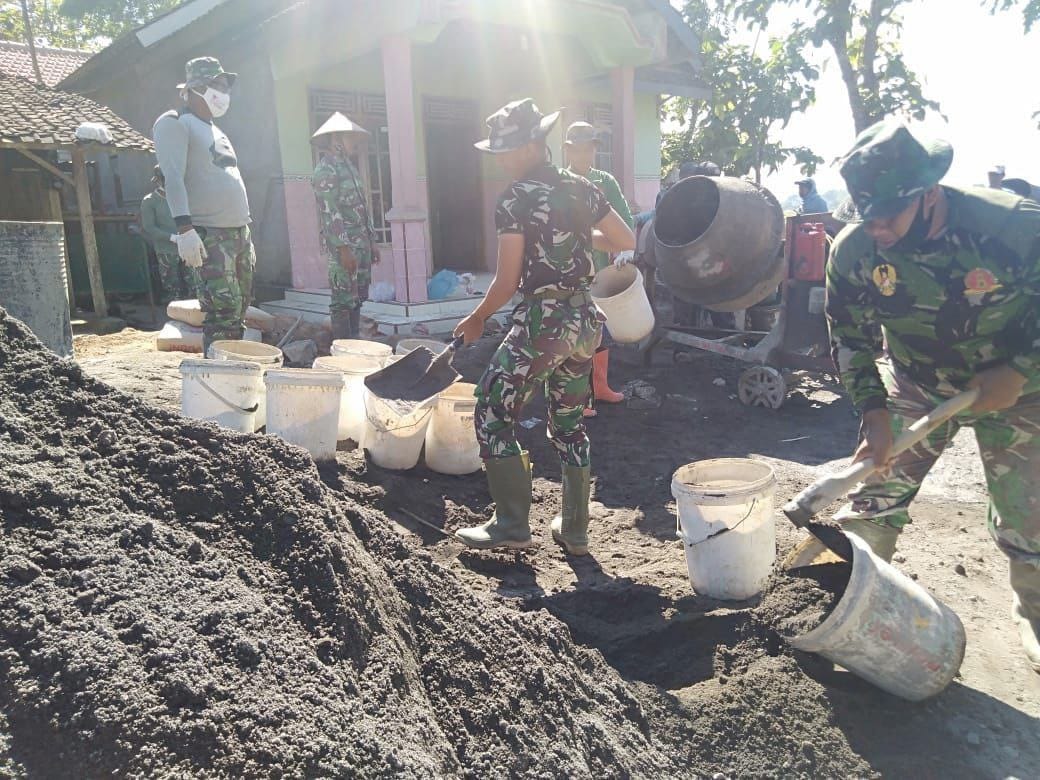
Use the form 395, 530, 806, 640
672, 459, 776, 600
784, 532, 966, 701
654, 176, 785, 312
591, 265, 655, 343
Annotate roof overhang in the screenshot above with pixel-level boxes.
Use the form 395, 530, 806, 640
135, 0, 233, 48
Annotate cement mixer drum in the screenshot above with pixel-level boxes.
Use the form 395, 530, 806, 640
653, 176, 785, 312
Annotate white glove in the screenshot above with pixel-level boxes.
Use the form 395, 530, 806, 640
176, 228, 207, 268
169, 233, 179, 244
614, 250, 635, 268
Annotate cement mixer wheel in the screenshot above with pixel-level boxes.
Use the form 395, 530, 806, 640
738, 366, 787, 409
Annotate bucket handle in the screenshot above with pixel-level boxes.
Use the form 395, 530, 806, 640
195, 376, 259, 415
677, 498, 757, 547
363, 393, 434, 433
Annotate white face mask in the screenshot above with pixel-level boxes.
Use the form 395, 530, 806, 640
195, 86, 230, 118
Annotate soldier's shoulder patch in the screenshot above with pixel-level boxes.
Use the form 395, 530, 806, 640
964, 268, 1002, 295
872, 263, 898, 296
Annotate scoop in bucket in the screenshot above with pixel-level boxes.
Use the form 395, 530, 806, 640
363, 337, 464, 416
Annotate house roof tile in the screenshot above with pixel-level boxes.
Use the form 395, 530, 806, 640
0, 40, 92, 87
0, 72, 152, 151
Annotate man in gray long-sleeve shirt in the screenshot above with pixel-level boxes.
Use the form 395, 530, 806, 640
153, 56, 253, 354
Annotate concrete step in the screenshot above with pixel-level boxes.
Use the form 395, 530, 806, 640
284, 288, 332, 306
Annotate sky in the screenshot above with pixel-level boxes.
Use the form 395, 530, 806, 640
673, 0, 1040, 200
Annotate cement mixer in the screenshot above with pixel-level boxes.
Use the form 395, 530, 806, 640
636, 176, 840, 409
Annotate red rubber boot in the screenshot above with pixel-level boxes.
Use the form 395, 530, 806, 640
592, 350, 624, 403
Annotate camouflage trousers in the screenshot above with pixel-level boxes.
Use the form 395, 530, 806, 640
475, 294, 602, 467
198, 226, 255, 354
155, 251, 201, 303
837, 362, 1040, 571
327, 242, 372, 316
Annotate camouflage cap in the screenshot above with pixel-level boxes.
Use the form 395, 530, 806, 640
475, 98, 562, 154
564, 121, 602, 146
177, 57, 237, 90
838, 119, 952, 221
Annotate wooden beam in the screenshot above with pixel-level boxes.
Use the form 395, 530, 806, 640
71, 147, 108, 318
13, 147, 74, 187
48, 186, 76, 314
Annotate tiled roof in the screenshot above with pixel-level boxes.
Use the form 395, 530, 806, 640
0, 73, 152, 151
0, 40, 92, 87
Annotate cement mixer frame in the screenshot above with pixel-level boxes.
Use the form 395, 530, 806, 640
637, 212, 841, 410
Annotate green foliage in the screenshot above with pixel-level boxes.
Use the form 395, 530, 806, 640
723, 0, 941, 134
663, 1, 823, 183
0, 0, 180, 50
989, 0, 1040, 31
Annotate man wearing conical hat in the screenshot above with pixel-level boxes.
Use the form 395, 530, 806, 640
826, 118, 1040, 673
153, 57, 253, 354
311, 112, 378, 340
452, 99, 636, 555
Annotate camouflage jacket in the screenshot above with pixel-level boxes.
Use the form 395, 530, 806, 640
495, 164, 611, 296
312, 153, 375, 256
826, 186, 1040, 411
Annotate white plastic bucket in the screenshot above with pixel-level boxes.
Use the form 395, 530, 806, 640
208, 340, 284, 431
179, 359, 262, 434
264, 369, 345, 460
313, 355, 381, 444
395, 338, 447, 356
425, 382, 481, 475
591, 265, 655, 343
330, 339, 392, 368
672, 459, 776, 600
786, 532, 966, 701
362, 388, 435, 470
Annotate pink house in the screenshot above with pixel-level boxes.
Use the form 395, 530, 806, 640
62, 0, 706, 332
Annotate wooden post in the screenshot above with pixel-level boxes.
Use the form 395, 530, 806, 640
47, 186, 76, 313
71, 147, 107, 317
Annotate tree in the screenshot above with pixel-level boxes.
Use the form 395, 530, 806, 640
0, 0, 179, 50
724, 0, 941, 135
989, 0, 1040, 31
664, 1, 823, 184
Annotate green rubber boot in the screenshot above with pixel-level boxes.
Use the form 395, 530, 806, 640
550, 464, 591, 556
1010, 561, 1040, 674
840, 517, 902, 563
455, 453, 534, 550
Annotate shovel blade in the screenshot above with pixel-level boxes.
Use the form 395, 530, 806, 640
364, 345, 460, 414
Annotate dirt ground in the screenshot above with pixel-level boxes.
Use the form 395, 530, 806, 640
72, 328, 1040, 778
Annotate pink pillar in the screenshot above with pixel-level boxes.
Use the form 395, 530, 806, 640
382, 34, 430, 303
611, 65, 636, 205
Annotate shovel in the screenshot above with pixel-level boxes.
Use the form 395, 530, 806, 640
783, 388, 979, 559
364, 336, 465, 416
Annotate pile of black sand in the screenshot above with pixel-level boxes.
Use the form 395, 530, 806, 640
0, 309, 872, 778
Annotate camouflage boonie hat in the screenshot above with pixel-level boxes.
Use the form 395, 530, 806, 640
178, 57, 237, 90
838, 119, 952, 221
475, 98, 562, 154
564, 121, 602, 146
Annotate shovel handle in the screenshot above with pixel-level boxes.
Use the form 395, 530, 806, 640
783, 389, 979, 526
448, 335, 464, 351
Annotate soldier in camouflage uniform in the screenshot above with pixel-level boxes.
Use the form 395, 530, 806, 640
826, 119, 1040, 673
153, 57, 254, 355
453, 99, 636, 554
139, 166, 201, 303
311, 112, 378, 340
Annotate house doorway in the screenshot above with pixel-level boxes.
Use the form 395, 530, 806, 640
424, 98, 483, 271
